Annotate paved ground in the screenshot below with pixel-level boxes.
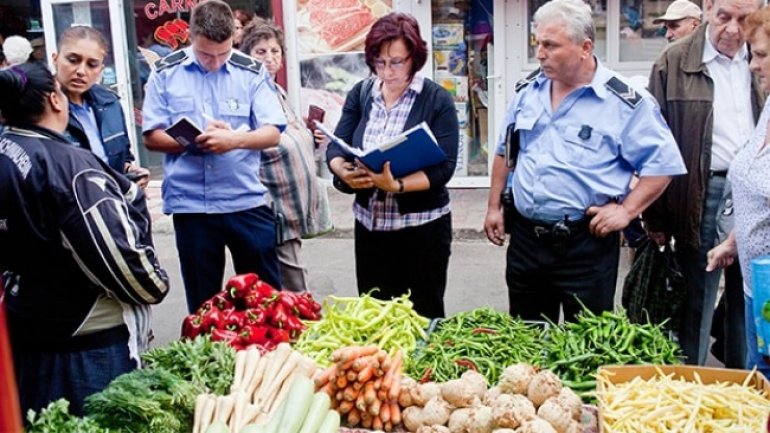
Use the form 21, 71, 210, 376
146, 183, 629, 347
144, 182, 721, 367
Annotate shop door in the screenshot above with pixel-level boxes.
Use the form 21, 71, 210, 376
40, 0, 137, 156
408, 0, 507, 187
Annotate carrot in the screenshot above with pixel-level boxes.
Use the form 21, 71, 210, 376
357, 365, 376, 383
335, 389, 344, 402
387, 367, 402, 401
372, 414, 383, 431
379, 399, 391, 424
364, 382, 376, 405
335, 374, 348, 389
340, 345, 379, 363
384, 421, 393, 432
369, 398, 381, 416
347, 407, 361, 427
337, 359, 355, 372
314, 364, 337, 389
360, 410, 373, 429
343, 385, 359, 401
355, 390, 367, 412
338, 399, 354, 414
352, 381, 364, 391
389, 401, 401, 425
377, 390, 387, 401
381, 350, 402, 392
351, 355, 373, 372
346, 369, 358, 382
373, 377, 382, 390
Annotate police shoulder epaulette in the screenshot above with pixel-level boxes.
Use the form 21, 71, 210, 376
154, 50, 188, 71
228, 51, 263, 74
605, 76, 642, 108
515, 68, 540, 92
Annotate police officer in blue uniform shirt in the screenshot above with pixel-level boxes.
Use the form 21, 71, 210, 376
483, 0, 687, 323
142, 0, 286, 313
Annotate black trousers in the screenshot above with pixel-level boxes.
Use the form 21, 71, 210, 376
506, 212, 619, 323
174, 206, 281, 313
354, 213, 451, 319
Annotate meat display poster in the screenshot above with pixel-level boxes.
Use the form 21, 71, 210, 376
295, 0, 392, 150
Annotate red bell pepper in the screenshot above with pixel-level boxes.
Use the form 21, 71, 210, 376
211, 291, 235, 311
196, 299, 216, 316
269, 327, 291, 344
253, 280, 277, 303
181, 314, 204, 339
277, 291, 299, 313
226, 273, 259, 300
224, 310, 246, 331
284, 315, 305, 339
243, 308, 266, 326
268, 302, 291, 328
211, 328, 239, 345
239, 325, 270, 347
299, 292, 322, 312
243, 291, 262, 309
296, 302, 320, 321
201, 308, 227, 331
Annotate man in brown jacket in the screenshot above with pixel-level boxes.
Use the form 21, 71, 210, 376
646, 0, 764, 366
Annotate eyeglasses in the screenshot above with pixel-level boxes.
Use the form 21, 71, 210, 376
373, 57, 410, 71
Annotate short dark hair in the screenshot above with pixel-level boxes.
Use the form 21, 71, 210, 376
190, 0, 235, 43
364, 12, 428, 77
58, 25, 109, 54
0, 62, 57, 126
240, 21, 285, 56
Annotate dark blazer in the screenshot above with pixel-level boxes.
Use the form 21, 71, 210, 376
327, 77, 459, 214
65, 84, 134, 173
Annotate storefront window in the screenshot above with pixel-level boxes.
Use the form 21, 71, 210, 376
431, 0, 492, 178
527, 0, 607, 63
618, 0, 703, 62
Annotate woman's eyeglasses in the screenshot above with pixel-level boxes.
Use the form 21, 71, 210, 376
373, 57, 410, 71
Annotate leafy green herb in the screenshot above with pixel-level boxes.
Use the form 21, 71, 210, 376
141, 335, 235, 394
26, 399, 109, 433
84, 368, 202, 433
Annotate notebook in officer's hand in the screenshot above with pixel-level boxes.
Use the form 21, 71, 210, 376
166, 116, 205, 155
315, 121, 446, 178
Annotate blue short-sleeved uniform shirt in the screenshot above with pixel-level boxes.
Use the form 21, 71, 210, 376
142, 47, 287, 214
496, 59, 686, 223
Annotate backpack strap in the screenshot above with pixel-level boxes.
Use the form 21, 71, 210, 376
359, 76, 376, 112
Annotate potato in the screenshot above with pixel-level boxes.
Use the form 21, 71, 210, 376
527, 370, 562, 408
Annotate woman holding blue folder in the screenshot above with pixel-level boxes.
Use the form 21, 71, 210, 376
326, 12, 459, 318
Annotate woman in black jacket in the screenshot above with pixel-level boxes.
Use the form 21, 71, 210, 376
326, 12, 459, 318
0, 62, 169, 417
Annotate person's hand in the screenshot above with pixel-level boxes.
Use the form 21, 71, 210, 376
125, 164, 151, 189
647, 231, 669, 247
331, 159, 373, 190
706, 241, 737, 272
484, 208, 506, 246
313, 129, 328, 148
358, 161, 399, 192
197, 123, 239, 154
586, 202, 633, 238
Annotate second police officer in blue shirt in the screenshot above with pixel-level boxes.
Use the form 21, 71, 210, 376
484, 0, 687, 323
142, 0, 287, 313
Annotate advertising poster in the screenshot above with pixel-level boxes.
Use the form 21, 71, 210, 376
295, 0, 392, 139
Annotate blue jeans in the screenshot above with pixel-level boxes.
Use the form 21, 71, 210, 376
676, 176, 741, 365
13, 340, 136, 417
745, 294, 770, 379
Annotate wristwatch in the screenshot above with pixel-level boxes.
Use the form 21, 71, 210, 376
397, 178, 405, 194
